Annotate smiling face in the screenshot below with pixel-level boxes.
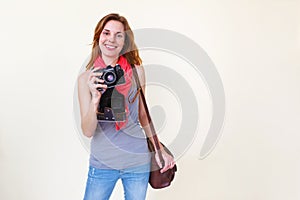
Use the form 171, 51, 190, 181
99, 20, 125, 63
86, 13, 142, 70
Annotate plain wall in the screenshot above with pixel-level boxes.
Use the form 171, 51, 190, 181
0, 0, 299, 199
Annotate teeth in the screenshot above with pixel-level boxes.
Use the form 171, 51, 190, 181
105, 45, 116, 49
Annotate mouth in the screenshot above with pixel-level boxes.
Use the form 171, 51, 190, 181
104, 44, 117, 50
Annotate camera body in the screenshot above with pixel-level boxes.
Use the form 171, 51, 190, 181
97, 88, 126, 121
95, 64, 126, 122
95, 64, 125, 90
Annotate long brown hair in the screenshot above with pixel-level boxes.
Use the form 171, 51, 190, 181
85, 13, 142, 70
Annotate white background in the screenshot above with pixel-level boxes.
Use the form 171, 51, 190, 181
1, 0, 300, 199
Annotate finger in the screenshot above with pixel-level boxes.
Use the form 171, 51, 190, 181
94, 83, 107, 90
92, 72, 103, 77
160, 163, 170, 173
89, 71, 102, 81
170, 161, 176, 169
155, 153, 163, 168
88, 77, 104, 88
88, 76, 96, 85
91, 68, 103, 76
94, 77, 104, 83
156, 159, 162, 169
91, 67, 101, 73
88, 69, 96, 78
160, 166, 168, 173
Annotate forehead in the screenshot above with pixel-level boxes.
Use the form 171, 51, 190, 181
103, 20, 124, 33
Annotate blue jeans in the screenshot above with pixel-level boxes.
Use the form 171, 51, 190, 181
83, 164, 150, 200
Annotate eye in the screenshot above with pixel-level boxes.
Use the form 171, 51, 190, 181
116, 33, 124, 38
102, 31, 109, 36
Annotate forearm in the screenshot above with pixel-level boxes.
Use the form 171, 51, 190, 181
139, 114, 164, 151
81, 100, 98, 138
136, 65, 164, 151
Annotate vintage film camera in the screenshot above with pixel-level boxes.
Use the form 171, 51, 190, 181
95, 64, 125, 89
94, 64, 126, 122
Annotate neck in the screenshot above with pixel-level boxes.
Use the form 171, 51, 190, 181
101, 55, 119, 66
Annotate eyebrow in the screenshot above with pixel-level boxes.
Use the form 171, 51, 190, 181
103, 29, 124, 34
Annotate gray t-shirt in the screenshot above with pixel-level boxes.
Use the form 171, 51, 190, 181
89, 78, 151, 170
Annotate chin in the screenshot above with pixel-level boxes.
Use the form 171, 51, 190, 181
103, 52, 120, 58
100, 48, 119, 57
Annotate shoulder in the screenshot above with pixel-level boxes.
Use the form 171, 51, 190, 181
78, 70, 90, 84
132, 65, 146, 85
133, 65, 145, 77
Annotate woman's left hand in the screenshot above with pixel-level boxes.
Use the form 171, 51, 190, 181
155, 149, 176, 173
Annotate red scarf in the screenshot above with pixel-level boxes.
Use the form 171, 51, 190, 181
94, 56, 133, 130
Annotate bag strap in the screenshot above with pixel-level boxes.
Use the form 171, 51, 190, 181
131, 64, 165, 167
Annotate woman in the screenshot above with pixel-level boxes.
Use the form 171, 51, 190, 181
78, 13, 175, 200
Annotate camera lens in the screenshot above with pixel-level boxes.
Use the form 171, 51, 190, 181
107, 74, 114, 82
104, 71, 116, 84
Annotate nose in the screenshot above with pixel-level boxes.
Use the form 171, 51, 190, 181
108, 34, 115, 42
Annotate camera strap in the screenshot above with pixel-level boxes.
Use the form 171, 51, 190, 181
131, 64, 164, 166
128, 87, 141, 103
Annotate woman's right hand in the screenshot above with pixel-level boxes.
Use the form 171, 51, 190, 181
87, 68, 107, 105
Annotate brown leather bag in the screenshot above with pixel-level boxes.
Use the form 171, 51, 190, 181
131, 64, 177, 189
147, 139, 177, 188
